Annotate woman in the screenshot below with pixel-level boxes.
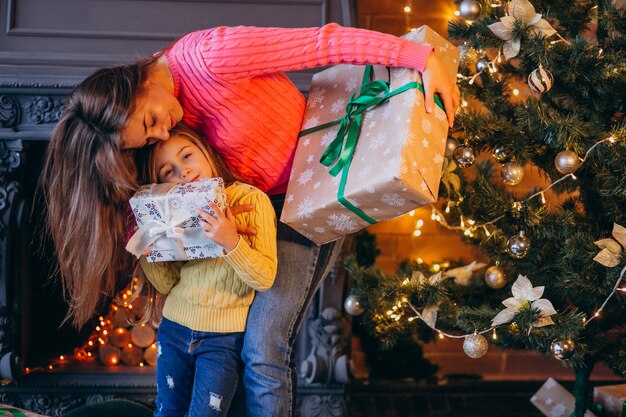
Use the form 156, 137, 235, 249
41, 23, 459, 416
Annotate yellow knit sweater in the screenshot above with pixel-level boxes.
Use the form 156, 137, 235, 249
140, 182, 277, 332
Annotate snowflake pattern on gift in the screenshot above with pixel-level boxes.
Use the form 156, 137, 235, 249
345, 76, 358, 92
382, 105, 392, 120
422, 119, 432, 134
306, 154, 315, 164
550, 403, 567, 417
368, 133, 386, 150
297, 197, 315, 219
327, 213, 359, 231
433, 153, 444, 164
286, 194, 294, 203
385, 157, 407, 179
392, 67, 408, 78
435, 108, 447, 121
321, 129, 338, 148
298, 168, 314, 186
307, 87, 326, 109
330, 98, 347, 115
302, 116, 321, 130
358, 165, 373, 181
326, 67, 338, 81
381, 193, 406, 207
422, 138, 430, 148
313, 181, 321, 190
314, 226, 326, 234
402, 89, 417, 108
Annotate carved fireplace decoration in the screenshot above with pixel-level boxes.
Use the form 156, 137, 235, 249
0, 1, 357, 415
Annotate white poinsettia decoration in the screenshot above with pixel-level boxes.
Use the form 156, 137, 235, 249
491, 275, 557, 330
443, 261, 487, 286
410, 271, 444, 328
412, 270, 444, 285
593, 223, 626, 268
488, 0, 557, 59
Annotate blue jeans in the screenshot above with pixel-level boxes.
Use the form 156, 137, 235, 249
229, 195, 343, 417
154, 317, 244, 417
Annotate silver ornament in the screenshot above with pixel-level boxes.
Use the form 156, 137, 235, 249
555, 150, 581, 174
445, 138, 460, 158
452, 145, 476, 168
501, 162, 524, 185
463, 333, 488, 358
492, 147, 509, 163
550, 338, 575, 360
344, 294, 364, 316
528, 66, 554, 93
507, 231, 531, 259
459, 0, 482, 20
476, 58, 489, 72
485, 265, 507, 289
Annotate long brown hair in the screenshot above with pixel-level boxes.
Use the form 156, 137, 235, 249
40, 56, 158, 328
130, 123, 242, 324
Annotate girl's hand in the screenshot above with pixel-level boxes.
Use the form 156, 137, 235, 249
421, 53, 461, 128
197, 202, 240, 252
229, 203, 257, 236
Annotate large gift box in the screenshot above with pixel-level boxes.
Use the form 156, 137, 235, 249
126, 178, 228, 262
530, 378, 597, 417
281, 26, 459, 245
594, 384, 626, 417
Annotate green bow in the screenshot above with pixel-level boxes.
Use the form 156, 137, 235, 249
0, 408, 29, 417
299, 65, 444, 224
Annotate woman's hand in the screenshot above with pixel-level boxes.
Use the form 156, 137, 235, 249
421, 53, 461, 128
197, 202, 240, 253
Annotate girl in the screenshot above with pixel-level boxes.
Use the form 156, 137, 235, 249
41, 23, 460, 416
134, 124, 277, 417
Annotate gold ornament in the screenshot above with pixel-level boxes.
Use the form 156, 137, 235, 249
485, 265, 508, 289
501, 162, 524, 185
463, 333, 489, 358
344, 294, 365, 316
507, 231, 531, 258
453, 145, 476, 168
550, 338, 575, 360
554, 150, 581, 174
445, 137, 460, 158
528, 66, 554, 93
459, 0, 482, 20
492, 147, 509, 163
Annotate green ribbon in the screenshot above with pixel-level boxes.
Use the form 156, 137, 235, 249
299, 65, 445, 224
0, 408, 28, 417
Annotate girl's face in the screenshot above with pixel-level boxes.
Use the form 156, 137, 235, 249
153, 135, 216, 183
121, 82, 184, 149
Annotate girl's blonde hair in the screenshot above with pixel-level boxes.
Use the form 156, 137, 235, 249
129, 123, 242, 324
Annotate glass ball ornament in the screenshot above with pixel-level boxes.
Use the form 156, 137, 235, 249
507, 231, 531, 259
501, 162, 524, 185
460, 43, 480, 68
550, 338, 575, 360
344, 294, 365, 316
555, 150, 581, 174
452, 145, 476, 168
485, 265, 507, 289
528, 66, 554, 93
459, 0, 482, 20
476, 58, 489, 72
492, 147, 509, 163
463, 333, 489, 359
445, 137, 460, 158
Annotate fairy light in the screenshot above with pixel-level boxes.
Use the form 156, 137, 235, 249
439, 331, 445, 339
512, 89, 520, 96
409, 210, 415, 216
404, 5, 411, 13
492, 329, 497, 340
413, 229, 422, 237
59, 355, 65, 360
432, 264, 441, 272
541, 192, 546, 204
417, 219, 424, 228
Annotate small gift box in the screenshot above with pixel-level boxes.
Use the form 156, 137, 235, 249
530, 377, 597, 417
126, 178, 228, 262
594, 384, 626, 417
280, 26, 459, 245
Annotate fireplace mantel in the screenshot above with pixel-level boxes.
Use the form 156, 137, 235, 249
0, 1, 357, 415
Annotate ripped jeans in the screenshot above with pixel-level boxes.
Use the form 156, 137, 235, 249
154, 317, 244, 417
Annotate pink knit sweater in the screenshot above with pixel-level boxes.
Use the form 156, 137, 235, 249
164, 24, 433, 195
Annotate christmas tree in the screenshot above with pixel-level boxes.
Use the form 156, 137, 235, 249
347, 0, 625, 415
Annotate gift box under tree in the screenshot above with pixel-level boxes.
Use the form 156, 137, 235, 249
281, 26, 460, 245
594, 384, 626, 417
126, 178, 228, 262
531, 378, 598, 417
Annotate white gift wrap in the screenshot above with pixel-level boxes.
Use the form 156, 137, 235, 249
126, 178, 228, 262
281, 26, 459, 245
